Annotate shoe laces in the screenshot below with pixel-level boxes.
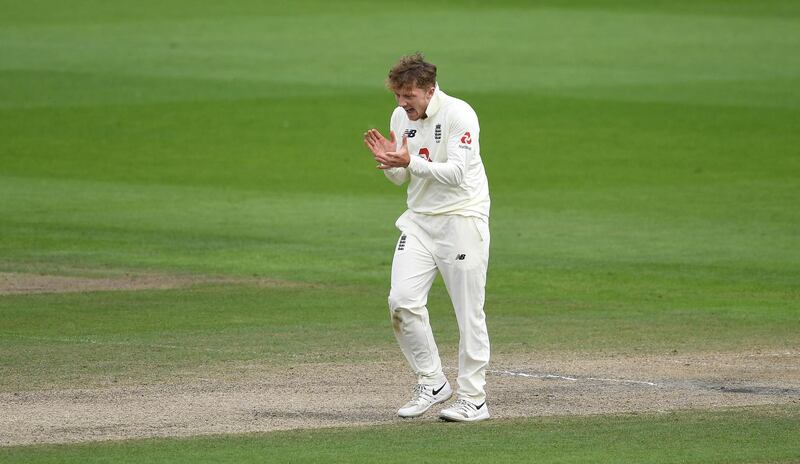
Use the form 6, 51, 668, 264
410, 384, 432, 404
451, 399, 477, 414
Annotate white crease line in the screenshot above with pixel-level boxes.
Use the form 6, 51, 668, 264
487, 369, 578, 381
585, 377, 658, 386
445, 367, 659, 387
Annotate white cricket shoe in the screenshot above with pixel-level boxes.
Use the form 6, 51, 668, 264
439, 398, 490, 422
397, 381, 453, 418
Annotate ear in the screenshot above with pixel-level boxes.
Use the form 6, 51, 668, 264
426, 86, 435, 98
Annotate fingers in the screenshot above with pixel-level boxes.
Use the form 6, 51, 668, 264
373, 152, 389, 165
363, 128, 402, 166
364, 136, 378, 154
364, 130, 386, 157
364, 129, 390, 148
375, 147, 397, 165
365, 129, 392, 144
364, 130, 377, 146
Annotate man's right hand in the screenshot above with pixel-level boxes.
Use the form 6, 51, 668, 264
364, 129, 396, 168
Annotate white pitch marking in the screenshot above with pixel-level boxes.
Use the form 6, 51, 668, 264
487, 369, 578, 381
585, 377, 658, 386
445, 366, 659, 387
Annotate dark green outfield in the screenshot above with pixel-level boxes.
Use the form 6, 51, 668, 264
1, 0, 799, 461
3, 407, 799, 463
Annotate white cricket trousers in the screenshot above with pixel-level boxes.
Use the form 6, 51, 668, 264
388, 210, 491, 403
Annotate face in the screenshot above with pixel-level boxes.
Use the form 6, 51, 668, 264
393, 84, 435, 121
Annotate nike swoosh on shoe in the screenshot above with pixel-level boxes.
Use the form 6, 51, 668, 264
432, 382, 447, 396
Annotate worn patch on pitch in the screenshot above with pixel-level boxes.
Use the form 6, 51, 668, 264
0, 272, 316, 295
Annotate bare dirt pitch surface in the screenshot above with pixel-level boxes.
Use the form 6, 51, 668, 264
2, 352, 799, 446
0, 272, 314, 295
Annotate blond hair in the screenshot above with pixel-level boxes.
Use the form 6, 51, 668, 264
386, 53, 437, 91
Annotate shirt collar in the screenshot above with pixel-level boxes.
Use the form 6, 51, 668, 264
423, 83, 442, 119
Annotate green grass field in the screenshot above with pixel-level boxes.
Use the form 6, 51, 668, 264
4, 407, 799, 464
1, 0, 799, 462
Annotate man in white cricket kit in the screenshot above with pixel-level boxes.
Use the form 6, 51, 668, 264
364, 53, 491, 422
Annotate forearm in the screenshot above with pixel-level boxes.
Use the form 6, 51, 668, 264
407, 156, 465, 186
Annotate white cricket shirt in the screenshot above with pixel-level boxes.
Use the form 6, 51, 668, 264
384, 86, 490, 220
